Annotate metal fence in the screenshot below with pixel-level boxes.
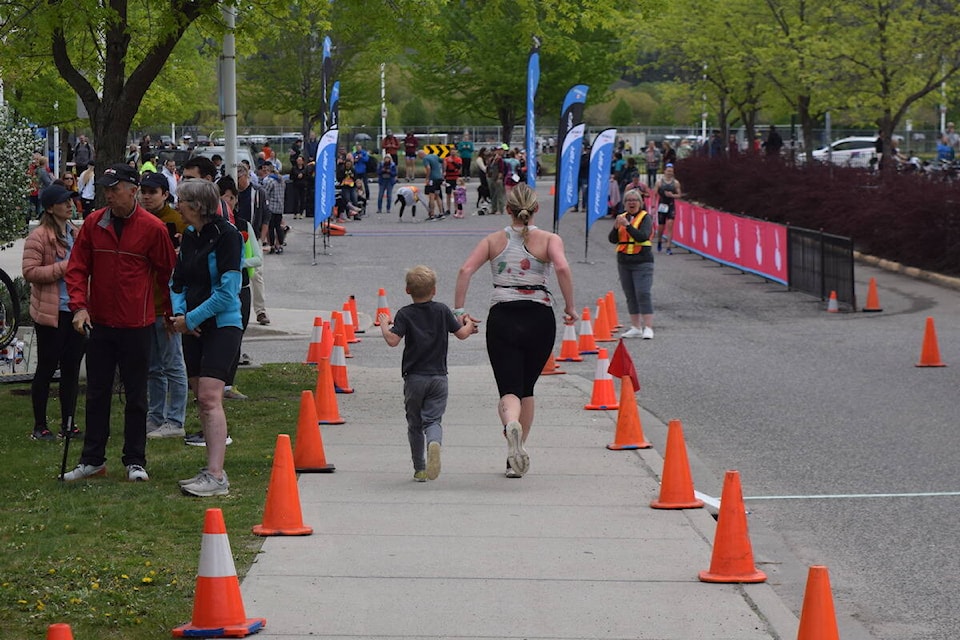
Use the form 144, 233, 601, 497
787, 227, 856, 309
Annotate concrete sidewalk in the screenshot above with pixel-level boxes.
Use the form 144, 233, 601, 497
239, 354, 799, 639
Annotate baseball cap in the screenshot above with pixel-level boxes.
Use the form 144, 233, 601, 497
96, 163, 140, 187
40, 184, 75, 209
500, 143, 509, 150
139, 172, 169, 191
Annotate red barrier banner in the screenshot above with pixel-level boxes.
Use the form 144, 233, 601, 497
672, 200, 787, 285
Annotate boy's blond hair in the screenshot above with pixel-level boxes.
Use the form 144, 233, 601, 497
406, 265, 437, 300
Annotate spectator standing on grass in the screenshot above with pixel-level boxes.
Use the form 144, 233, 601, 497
170, 178, 243, 497
235, 163, 270, 326
379, 265, 476, 482
22, 185, 86, 442
454, 184, 577, 478
139, 172, 189, 441
62, 164, 176, 483
218, 175, 261, 401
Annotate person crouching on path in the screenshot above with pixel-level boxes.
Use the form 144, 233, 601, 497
380, 265, 476, 482
170, 178, 243, 497
454, 184, 577, 478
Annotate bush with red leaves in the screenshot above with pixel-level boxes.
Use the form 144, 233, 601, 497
675, 155, 960, 277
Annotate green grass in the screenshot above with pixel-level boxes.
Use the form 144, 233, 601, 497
0, 363, 316, 639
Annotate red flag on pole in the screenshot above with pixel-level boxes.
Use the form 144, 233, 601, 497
607, 339, 640, 392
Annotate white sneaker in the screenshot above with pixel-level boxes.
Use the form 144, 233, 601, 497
147, 423, 186, 439
505, 421, 529, 476
181, 469, 230, 497
126, 464, 149, 482
63, 463, 106, 481
641, 327, 654, 340
621, 326, 643, 339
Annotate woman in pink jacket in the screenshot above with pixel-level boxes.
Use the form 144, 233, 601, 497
22, 185, 86, 441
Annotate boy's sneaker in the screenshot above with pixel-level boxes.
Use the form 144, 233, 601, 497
426, 441, 441, 480
184, 431, 233, 447
126, 464, 149, 482
31, 427, 55, 441
147, 423, 186, 439
63, 463, 107, 481
181, 470, 230, 497
59, 424, 83, 439
505, 421, 529, 476
413, 470, 428, 483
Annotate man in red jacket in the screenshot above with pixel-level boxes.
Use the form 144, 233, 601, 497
63, 164, 177, 483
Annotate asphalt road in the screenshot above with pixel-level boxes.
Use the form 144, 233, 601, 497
4, 181, 958, 638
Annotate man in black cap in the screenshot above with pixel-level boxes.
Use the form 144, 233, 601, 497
63, 163, 177, 483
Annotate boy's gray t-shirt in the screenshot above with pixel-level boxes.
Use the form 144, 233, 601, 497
391, 300, 462, 377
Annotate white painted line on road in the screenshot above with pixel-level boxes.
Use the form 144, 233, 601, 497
694, 490, 720, 509
743, 491, 960, 500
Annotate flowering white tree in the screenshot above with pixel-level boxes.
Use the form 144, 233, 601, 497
0, 106, 35, 243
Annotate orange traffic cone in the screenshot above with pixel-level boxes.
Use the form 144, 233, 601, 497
319, 320, 334, 360
826, 290, 839, 313
324, 222, 346, 236
374, 287, 391, 325
540, 351, 565, 375
342, 301, 360, 343
584, 348, 619, 410
253, 435, 314, 536
314, 358, 345, 424
650, 419, 704, 509
797, 565, 840, 640
331, 311, 351, 358
556, 321, 583, 362
549, 183, 556, 196
698, 470, 767, 583
917, 316, 947, 367
578, 307, 599, 355
173, 509, 266, 637
46, 623, 74, 640
331, 333, 354, 393
593, 297, 615, 342
607, 376, 651, 449
605, 291, 622, 329
349, 294, 365, 334
862, 277, 882, 312
303, 316, 324, 365
293, 390, 335, 472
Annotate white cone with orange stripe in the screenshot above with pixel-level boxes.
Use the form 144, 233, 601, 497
303, 316, 324, 365
331, 333, 354, 393
342, 301, 360, 343
578, 307, 599, 355
374, 288, 391, 325
172, 508, 266, 638
556, 321, 583, 362
584, 348, 619, 410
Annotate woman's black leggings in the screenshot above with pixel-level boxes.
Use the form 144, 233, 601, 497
32, 311, 86, 429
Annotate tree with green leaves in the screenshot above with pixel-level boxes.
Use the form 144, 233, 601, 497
0, 106, 36, 242
409, 0, 643, 143
238, 0, 444, 140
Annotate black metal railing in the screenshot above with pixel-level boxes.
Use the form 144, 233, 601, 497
788, 227, 855, 308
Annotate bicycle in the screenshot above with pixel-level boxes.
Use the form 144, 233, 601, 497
0, 266, 21, 351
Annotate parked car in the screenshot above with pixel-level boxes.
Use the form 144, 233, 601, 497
190, 145, 256, 172
811, 136, 878, 167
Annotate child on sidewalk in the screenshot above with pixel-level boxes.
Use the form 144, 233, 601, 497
379, 265, 476, 481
